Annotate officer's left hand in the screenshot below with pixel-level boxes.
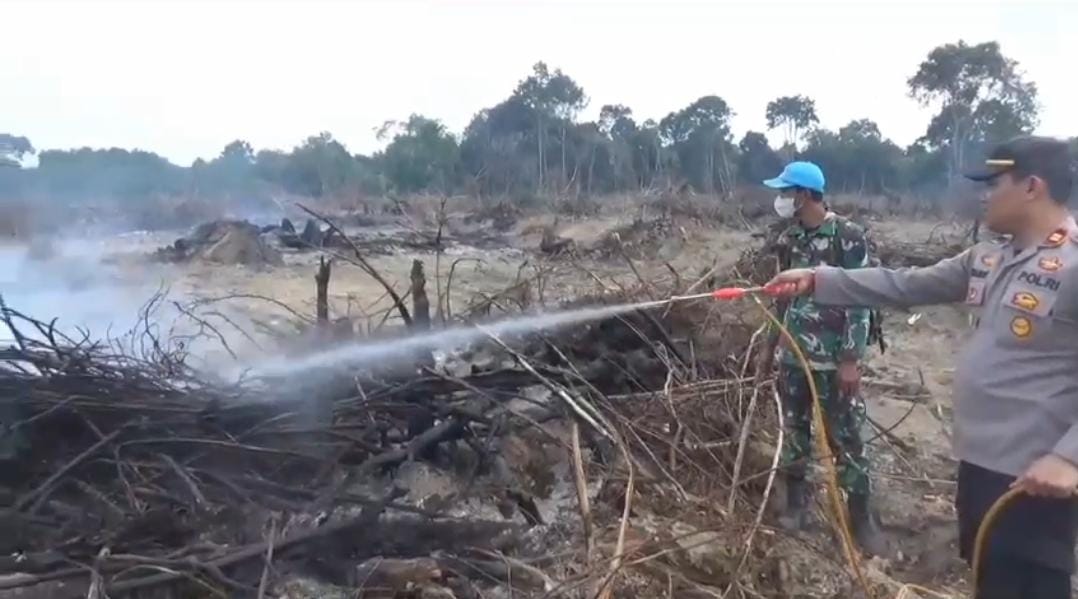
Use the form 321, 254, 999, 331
1012, 454, 1078, 498
837, 361, 860, 398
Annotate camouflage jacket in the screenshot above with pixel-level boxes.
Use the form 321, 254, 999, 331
776, 213, 871, 370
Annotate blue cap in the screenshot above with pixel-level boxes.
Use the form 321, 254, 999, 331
763, 161, 826, 193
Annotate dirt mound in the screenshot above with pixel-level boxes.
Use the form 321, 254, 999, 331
155, 219, 284, 266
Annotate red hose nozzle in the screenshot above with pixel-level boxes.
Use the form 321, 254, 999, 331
710, 283, 796, 301
711, 287, 748, 300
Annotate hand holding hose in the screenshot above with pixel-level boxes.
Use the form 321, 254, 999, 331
765, 268, 816, 297
1011, 454, 1078, 498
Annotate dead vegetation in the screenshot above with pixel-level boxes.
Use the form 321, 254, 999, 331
0, 197, 977, 599
0, 239, 851, 599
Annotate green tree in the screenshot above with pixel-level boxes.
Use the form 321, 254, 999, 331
288, 132, 359, 197
377, 115, 460, 193
561, 121, 610, 195
460, 97, 537, 195
599, 104, 635, 138
512, 62, 587, 190
253, 149, 290, 189
902, 141, 949, 194
220, 140, 255, 165
191, 140, 259, 197
908, 40, 1038, 181
253, 133, 378, 198
801, 119, 904, 194
737, 131, 782, 185
34, 147, 184, 201
629, 119, 666, 190
660, 96, 736, 193
0, 134, 34, 168
765, 95, 819, 149
598, 104, 638, 190
0, 134, 32, 199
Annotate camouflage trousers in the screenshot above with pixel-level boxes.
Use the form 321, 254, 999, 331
778, 366, 871, 496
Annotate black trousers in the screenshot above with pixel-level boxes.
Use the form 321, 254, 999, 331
976, 558, 1071, 599
956, 461, 1078, 599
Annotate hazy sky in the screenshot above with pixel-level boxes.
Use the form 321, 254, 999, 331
4, 0, 1076, 166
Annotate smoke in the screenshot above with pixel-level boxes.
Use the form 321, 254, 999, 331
0, 236, 165, 343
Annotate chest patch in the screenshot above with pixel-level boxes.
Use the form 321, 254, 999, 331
1010, 316, 1033, 339
1011, 291, 1040, 312
1039, 256, 1063, 272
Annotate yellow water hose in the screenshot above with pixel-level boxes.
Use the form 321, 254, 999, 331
970, 487, 1022, 589
751, 297, 1024, 599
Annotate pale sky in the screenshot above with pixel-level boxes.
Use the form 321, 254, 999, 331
4, 0, 1076, 166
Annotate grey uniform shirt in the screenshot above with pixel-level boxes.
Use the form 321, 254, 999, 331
813, 218, 1078, 477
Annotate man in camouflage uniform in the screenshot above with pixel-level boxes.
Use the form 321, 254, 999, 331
758, 161, 886, 555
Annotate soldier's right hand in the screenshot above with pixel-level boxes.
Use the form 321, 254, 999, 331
766, 268, 815, 297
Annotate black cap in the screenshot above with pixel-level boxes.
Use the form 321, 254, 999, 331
964, 135, 1072, 183
965, 135, 1075, 202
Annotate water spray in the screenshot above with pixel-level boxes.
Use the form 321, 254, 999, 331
243, 283, 798, 379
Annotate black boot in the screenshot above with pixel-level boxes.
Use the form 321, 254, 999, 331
847, 492, 888, 556
778, 477, 810, 531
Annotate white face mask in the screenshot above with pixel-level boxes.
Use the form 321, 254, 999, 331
773, 195, 797, 219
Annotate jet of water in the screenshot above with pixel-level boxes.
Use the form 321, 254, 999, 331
246, 299, 669, 379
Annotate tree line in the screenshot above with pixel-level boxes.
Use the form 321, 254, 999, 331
2, 40, 1074, 207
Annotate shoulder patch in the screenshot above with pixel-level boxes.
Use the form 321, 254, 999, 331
1045, 228, 1067, 247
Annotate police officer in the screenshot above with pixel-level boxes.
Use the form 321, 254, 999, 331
757, 161, 886, 555
768, 136, 1078, 599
